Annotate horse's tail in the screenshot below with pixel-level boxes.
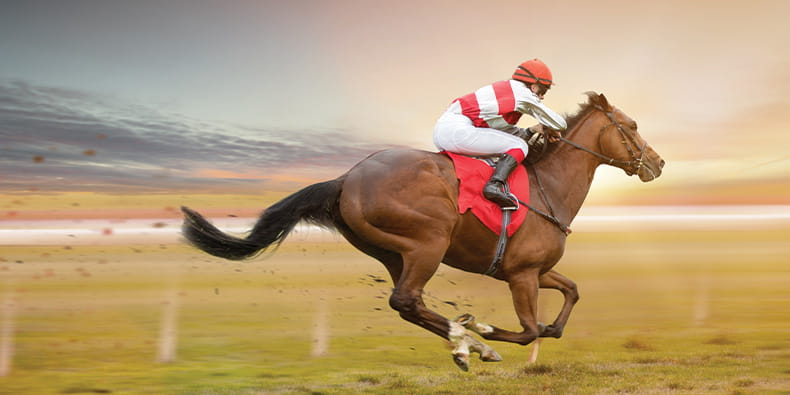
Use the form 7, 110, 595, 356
181, 178, 344, 260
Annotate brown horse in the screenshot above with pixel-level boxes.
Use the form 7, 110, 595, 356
181, 92, 664, 370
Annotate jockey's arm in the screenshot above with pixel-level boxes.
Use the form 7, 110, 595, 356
516, 90, 568, 132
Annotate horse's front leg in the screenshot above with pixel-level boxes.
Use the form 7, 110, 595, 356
537, 269, 579, 338
459, 272, 542, 346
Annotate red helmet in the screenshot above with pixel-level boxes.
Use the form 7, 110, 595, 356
512, 59, 554, 86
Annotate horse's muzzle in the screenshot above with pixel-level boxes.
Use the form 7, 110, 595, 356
637, 149, 664, 182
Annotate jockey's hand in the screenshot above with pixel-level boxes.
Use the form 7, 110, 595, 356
545, 128, 562, 143
530, 124, 561, 143
527, 131, 545, 148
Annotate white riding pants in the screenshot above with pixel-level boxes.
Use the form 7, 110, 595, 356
433, 101, 529, 158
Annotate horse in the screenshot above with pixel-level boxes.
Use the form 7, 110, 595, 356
181, 92, 665, 371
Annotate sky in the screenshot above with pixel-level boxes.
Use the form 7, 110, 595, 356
1, 0, 788, 204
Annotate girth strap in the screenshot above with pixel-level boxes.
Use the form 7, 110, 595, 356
483, 159, 517, 277
484, 203, 514, 276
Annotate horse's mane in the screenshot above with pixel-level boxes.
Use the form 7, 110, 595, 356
564, 92, 599, 131
539, 92, 599, 158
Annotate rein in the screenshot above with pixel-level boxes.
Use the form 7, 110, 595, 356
511, 105, 651, 237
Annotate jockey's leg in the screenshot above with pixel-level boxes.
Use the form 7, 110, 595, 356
483, 148, 525, 209
433, 114, 529, 209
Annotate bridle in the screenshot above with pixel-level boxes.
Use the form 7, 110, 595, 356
501, 104, 656, 245
558, 105, 656, 179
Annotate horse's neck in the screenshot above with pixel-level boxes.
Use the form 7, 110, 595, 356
536, 114, 603, 223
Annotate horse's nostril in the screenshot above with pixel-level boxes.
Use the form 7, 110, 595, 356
659, 159, 666, 169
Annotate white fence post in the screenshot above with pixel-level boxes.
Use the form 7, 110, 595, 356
0, 284, 16, 377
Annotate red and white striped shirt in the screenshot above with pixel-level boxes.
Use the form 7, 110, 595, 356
452, 80, 567, 133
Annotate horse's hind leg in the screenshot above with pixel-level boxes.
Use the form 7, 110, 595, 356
388, 248, 500, 371
339, 215, 499, 369
388, 249, 448, 339
537, 269, 579, 338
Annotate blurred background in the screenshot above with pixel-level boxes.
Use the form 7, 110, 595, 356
1, 0, 788, 203
0, 1, 788, 393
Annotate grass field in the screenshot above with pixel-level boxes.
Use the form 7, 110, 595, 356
0, 229, 788, 394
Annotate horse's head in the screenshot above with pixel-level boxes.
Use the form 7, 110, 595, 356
578, 92, 664, 182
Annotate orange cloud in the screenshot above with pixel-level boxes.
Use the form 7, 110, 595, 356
193, 168, 327, 187
194, 169, 268, 180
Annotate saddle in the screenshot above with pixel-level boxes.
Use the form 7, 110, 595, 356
442, 151, 530, 237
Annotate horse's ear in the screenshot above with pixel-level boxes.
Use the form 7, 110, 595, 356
586, 91, 612, 111
596, 93, 612, 111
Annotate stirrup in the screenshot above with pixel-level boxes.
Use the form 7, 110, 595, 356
501, 193, 519, 211
495, 197, 518, 211
499, 176, 519, 211
484, 192, 517, 210
484, 185, 519, 210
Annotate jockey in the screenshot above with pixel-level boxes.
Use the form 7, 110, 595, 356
434, 58, 567, 208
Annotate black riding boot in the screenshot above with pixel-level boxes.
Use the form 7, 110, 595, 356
483, 154, 519, 208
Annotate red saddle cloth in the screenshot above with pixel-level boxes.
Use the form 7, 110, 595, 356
442, 151, 530, 236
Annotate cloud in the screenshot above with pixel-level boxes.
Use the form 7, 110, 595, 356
0, 80, 402, 193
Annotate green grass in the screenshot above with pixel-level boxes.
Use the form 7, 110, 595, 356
0, 231, 788, 394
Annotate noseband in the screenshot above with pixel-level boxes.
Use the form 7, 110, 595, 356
558, 105, 649, 177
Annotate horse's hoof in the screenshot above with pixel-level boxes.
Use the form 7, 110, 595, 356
452, 352, 470, 371
542, 325, 562, 339
454, 313, 475, 326
539, 324, 563, 338
480, 349, 502, 362
537, 322, 547, 334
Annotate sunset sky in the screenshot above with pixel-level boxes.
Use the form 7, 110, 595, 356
1, 0, 788, 204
